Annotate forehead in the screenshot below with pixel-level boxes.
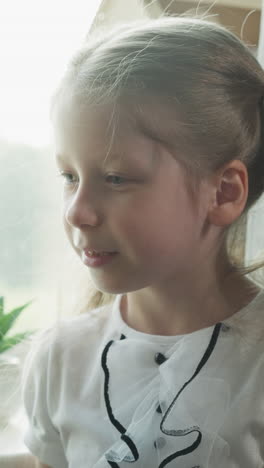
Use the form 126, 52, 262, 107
52, 97, 156, 165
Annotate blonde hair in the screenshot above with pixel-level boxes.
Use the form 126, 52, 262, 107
50, 17, 264, 311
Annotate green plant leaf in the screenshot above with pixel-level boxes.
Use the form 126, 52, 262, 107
0, 297, 4, 316
0, 301, 32, 339
0, 331, 34, 353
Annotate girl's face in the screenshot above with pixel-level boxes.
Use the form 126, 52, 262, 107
53, 100, 211, 294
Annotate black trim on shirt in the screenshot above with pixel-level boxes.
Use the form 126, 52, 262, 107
101, 323, 222, 467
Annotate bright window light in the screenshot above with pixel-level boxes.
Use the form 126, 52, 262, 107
0, 1, 102, 330
0, 0, 101, 146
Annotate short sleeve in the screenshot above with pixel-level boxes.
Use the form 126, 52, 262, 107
22, 329, 68, 468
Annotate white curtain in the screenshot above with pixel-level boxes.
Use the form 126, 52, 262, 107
245, 0, 264, 266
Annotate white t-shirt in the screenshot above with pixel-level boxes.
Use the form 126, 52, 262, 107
23, 291, 264, 468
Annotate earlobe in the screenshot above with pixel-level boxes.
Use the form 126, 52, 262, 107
208, 161, 248, 227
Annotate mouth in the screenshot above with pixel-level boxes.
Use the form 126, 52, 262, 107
84, 249, 118, 257
82, 249, 118, 268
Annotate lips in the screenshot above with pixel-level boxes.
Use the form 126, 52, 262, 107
82, 249, 118, 268
83, 248, 117, 257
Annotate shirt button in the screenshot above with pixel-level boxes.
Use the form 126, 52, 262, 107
154, 437, 166, 449
154, 352, 167, 365
156, 404, 162, 413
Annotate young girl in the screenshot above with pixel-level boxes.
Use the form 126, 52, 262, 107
21, 16, 264, 468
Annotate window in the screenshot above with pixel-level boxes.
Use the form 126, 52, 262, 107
0, 0, 102, 336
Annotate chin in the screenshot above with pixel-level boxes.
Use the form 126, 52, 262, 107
89, 276, 147, 296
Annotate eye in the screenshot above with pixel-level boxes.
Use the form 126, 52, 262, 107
105, 174, 128, 186
58, 171, 78, 185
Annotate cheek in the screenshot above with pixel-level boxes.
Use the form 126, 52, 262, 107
112, 194, 197, 255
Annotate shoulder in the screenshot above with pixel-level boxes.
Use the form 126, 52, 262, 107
52, 301, 115, 357
23, 299, 116, 384
224, 288, 264, 358
52, 299, 115, 351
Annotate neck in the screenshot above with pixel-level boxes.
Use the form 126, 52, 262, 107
121, 259, 260, 336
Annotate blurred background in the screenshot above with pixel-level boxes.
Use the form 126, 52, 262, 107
0, 0, 102, 331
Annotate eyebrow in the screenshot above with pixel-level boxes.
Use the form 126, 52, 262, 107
55, 153, 69, 164
55, 137, 158, 169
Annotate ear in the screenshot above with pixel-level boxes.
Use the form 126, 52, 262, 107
207, 160, 248, 227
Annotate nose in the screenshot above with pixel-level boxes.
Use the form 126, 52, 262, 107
64, 186, 101, 228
